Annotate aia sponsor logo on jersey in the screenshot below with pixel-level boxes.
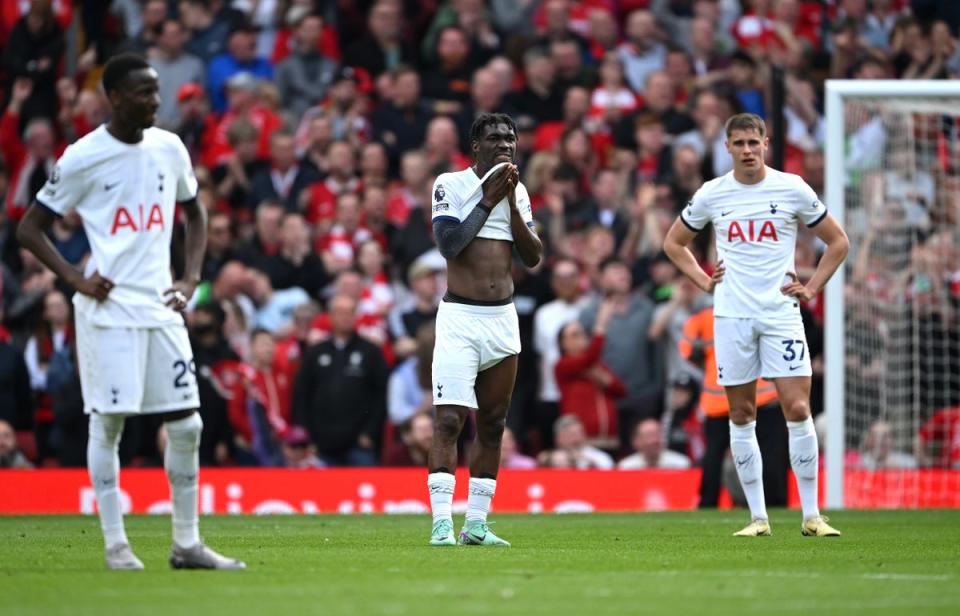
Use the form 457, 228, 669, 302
110, 204, 165, 234
726, 219, 779, 243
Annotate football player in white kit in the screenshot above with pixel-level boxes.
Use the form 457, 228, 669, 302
663, 113, 849, 537
426, 113, 542, 547
17, 54, 245, 569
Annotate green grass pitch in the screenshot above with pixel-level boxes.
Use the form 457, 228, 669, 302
2, 510, 958, 615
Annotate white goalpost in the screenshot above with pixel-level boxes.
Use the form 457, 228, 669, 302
824, 80, 960, 509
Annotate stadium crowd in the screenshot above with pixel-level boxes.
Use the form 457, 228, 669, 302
0, 0, 958, 479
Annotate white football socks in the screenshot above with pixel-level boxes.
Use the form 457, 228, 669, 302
729, 420, 768, 521
164, 414, 203, 548
465, 478, 497, 524
88, 413, 129, 549
787, 416, 821, 520
427, 472, 456, 524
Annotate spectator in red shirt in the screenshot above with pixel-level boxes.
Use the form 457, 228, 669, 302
590, 52, 641, 126
228, 329, 291, 466
317, 193, 372, 274
174, 82, 216, 163
356, 236, 394, 311
203, 71, 283, 170
919, 406, 960, 469
305, 140, 362, 227
555, 298, 625, 449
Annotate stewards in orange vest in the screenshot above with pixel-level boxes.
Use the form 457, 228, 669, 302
680, 307, 789, 508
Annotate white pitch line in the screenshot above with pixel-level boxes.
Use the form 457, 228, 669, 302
860, 573, 952, 581
500, 568, 954, 583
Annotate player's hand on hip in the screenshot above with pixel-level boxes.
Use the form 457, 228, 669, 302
780, 271, 814, 301
481, 164, 516, 208
75, 271, 115, 302
704, 261, 725, 293
164, 280, 196, 312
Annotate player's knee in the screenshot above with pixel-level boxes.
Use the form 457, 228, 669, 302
728, 405, 756, 425
165, 412, 203, 450
477, 415, 507, 446
434, 410, 463, 441
782, 399, 810, 422
89, 413, 126, 447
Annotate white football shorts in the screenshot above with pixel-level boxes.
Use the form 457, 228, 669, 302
432, 299, 521, 409
75, 310, 200, 415
714, 313, 812, 386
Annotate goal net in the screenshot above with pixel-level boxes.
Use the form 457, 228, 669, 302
824, 81, 960, 509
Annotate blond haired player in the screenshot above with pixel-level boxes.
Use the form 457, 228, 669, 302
663, 113, 849, 537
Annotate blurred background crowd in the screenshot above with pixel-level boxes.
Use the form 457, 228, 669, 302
0, 0, 958, 492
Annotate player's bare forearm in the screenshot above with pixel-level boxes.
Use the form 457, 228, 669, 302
510, 208, 542, 268
17, 203, 84, 287
806, 214, 849, 294
663, 219, 714, 292
179, 197, 208, 285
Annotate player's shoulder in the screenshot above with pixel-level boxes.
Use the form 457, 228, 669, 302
434, 167, 473, 189
145, 127, 187, 150
63, 124, 109, 157
692, 173, 730, 203
766, 167, 810, 189
432, 168, 474, 203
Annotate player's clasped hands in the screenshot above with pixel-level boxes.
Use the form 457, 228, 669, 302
75, 271, 115, 301
481, 163, 519, 208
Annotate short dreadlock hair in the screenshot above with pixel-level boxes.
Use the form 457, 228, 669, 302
469, 113, 517, 151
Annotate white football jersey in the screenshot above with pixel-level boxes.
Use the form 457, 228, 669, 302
431, 162, 534, 241
681, 167, 827, 318
37, 125, 198, 328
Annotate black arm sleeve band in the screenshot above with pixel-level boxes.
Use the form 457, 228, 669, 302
432, 205, 492, 259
